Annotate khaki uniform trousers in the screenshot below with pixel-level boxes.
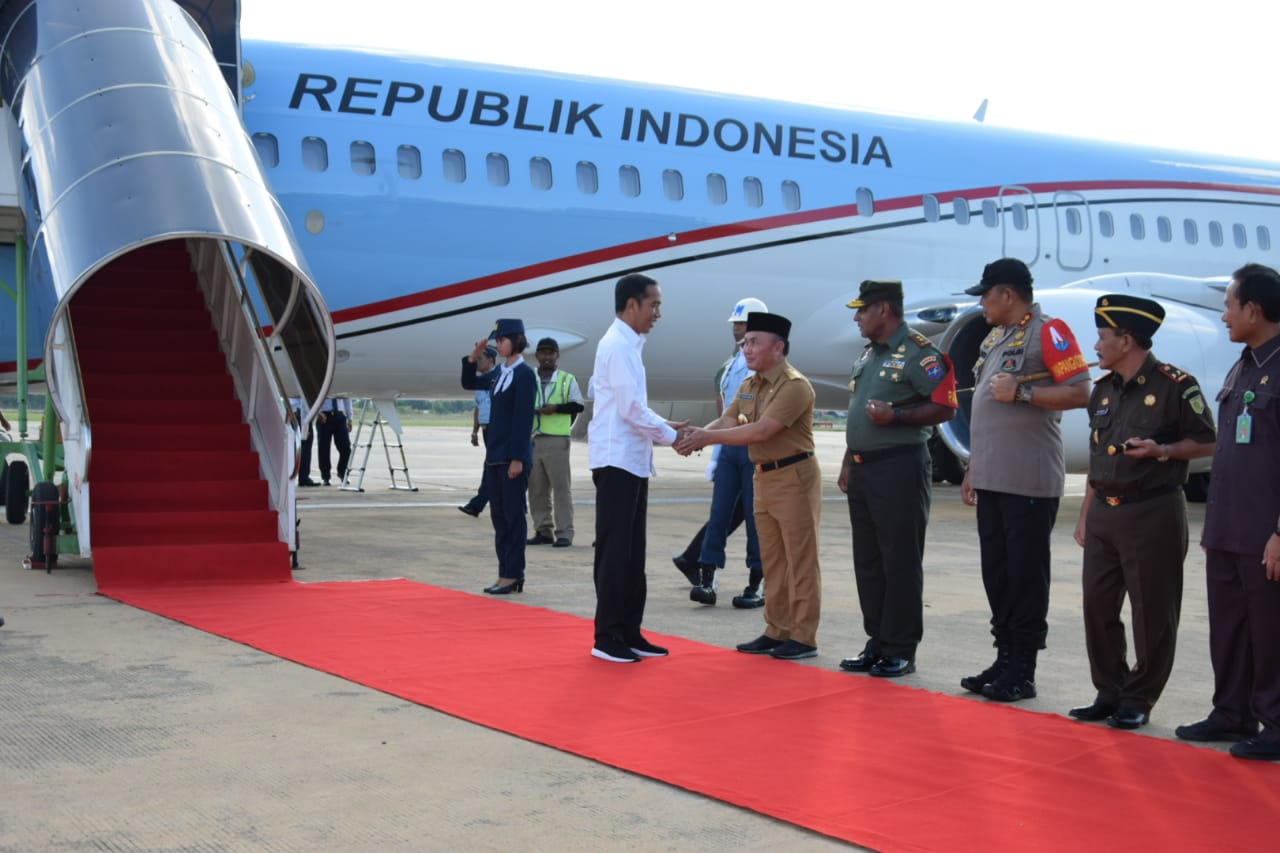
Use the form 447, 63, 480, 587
754, 455, 823, 647
529, 434, 574, 542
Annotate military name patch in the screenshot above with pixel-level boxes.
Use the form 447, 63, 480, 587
883, 359, 906, 370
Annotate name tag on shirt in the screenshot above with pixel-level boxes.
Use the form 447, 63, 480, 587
1236, 413, 1253, 444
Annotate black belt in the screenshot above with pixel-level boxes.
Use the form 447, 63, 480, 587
756, 451, 814, 473
1095, 483, 1181, 507
849, 443, 921, 464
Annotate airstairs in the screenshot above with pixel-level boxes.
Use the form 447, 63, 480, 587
0, 0, 334, 579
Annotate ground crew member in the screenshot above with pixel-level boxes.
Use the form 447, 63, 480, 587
676, 312, 822, 660
1070, 294, 1215, 730
838, 280, 958, 678
526, 337, 584, 548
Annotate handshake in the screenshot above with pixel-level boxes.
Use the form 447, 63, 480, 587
670, 421, 712, 457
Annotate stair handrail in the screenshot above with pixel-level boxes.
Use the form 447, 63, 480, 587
215, 240, 303, 480
43, 306, 93, 482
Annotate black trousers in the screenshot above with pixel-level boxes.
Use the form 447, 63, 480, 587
845, 444, 930, 659
486, 463, 528, 580
593, 466, 649, 644
317, 412, 351, 482
975, 490, 1059, 649
1205, 548, 1280, 741
294, 409, 314, 482
464, 427, 490, 511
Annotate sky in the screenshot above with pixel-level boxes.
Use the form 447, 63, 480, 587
240, 0, 1275, 163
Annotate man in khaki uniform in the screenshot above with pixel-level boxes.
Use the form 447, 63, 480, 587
676, 312, 822, 660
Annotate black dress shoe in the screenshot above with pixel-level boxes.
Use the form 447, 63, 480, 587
299, 477, 319, 487
553, 538, 571, 548
1107, 707, 1149, 730
769, 640, 817, 660
458, 504, 481, 517
1068, 700, 1119, 722
1229, 736, 1280, 761
839, 651, 879, 673
483, 578, 524, 594
731, 585, 764, 608
737, 634, 785, 654
526, 533, 554, 545
672, 553, 700, 585
1175, 717, 1257, 742
869, 656, 915, 677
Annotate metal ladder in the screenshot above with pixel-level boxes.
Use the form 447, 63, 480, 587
342, 399, 418, 492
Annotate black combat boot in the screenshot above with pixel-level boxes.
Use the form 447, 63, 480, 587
690, 565, 717, 605
960, 634, 1011, 694
982, 643, 1038, 702
732, 568, 765, 608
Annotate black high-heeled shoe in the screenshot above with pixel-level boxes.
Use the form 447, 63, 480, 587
484, 578, 524, 594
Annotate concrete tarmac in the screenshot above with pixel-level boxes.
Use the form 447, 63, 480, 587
1, 426, 1224, 851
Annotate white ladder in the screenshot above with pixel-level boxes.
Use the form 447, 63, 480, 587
342, 399, 418, 492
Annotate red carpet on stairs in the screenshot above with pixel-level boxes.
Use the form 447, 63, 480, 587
73, 241, 290, 587
99, 576, 1280, 852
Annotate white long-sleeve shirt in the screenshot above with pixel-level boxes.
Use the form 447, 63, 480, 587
588, 317, 677, 478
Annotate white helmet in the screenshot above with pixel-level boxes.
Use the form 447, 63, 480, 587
727, 297, 768, 323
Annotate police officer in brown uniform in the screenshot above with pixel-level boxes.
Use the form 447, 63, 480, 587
1071, 294, 1216, 729
838, 280, 958, 678
676, 312, 823, 661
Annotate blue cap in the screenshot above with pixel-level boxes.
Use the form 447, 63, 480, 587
489, 318, 524, 339
482, 345, 498, 359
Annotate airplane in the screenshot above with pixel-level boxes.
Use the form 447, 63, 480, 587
0, 0, 1274, 560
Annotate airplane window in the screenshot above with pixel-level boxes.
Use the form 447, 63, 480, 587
1209, 221, 1223, 247
1184, 219, 1198, 244
1259, 226, 1272, 251
619, 165, 641, 198
663, 169, 684, 201
486, 153, 510, 187
781, 180, 801, 212
350, 141, 375, 176
982, 199, 998, 228
856, 187, 874, 217
1234, 223, 1248, 249
441, 149, 465, 182
1012, 203, 1029, 231
923, 194, 940, 223
301, 136, 328, 172
1098, 211, 1114, 237
745, 177, 764, 208
397, 145, 422, 180
576, 161, 598, 194
1130, 214, 1145, 240
1065, 208, 1083, 236
530, 157, 553, 190
953, 198, 970, 225
1157, 216, 1172, 243
251, 132, 279, 168
707, 173, 727, 205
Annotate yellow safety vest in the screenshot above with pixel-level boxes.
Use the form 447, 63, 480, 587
534, 371, 575, 436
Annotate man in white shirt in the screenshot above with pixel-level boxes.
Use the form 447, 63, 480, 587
588, 273, 686, 663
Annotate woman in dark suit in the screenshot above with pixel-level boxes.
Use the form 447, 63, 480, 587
461, 319, 536, 593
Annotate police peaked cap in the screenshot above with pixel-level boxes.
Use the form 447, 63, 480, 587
489, 318, 525, 339
746, 311, 791, 340
965, 258, 1033, 296
847, 279, 903, 308
1094, 294, 1165, 339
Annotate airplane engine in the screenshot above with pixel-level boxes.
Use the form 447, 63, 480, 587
932, 277, 1233, 496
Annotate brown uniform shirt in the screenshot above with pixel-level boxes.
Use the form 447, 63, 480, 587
1086, 352, 1215, 494
724, 359, 815, 465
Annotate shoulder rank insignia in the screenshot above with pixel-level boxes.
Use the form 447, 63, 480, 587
1158, 363, 1189, 383
908, 330, 935, 349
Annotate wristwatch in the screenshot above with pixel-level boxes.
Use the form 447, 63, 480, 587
1015, 384, 1034, 404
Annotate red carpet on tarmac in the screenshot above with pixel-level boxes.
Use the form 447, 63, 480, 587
100, 577, 1277, 852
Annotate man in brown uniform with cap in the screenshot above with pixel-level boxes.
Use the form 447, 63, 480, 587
839, 280, 958, 677
676, 312, 823, 660
1071, 294, 1215, 729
